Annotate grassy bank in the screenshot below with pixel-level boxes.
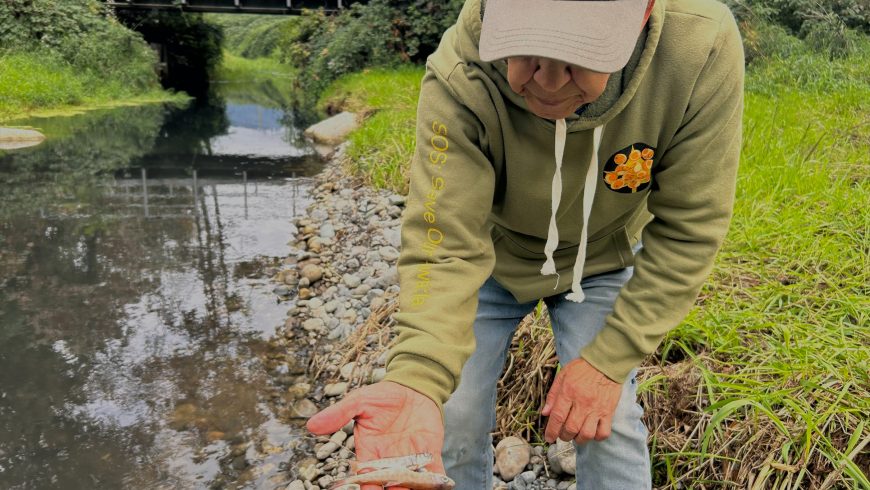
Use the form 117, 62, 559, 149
318, 66, 423, 193
215, 51, 295, 84
318, 50, 869, 487
0, 51, 182, 123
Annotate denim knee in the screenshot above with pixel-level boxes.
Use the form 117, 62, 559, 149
443, 386, 497, 438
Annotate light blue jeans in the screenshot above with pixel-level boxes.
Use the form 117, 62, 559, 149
442, 267, 652, 489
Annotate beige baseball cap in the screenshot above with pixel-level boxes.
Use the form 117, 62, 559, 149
479, 0, 648, 73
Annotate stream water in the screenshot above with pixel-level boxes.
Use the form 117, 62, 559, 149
0, 80, 322, 489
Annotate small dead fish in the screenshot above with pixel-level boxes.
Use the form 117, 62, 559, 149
330, 468, 454, 490
351, 453, 434, 473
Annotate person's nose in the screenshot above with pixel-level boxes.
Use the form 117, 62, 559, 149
533, 58, 572, 93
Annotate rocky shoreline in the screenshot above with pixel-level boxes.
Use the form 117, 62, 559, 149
269, 144, 579, 490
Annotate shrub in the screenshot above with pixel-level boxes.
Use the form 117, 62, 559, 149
0, 0, 158, 90
724, 0, 868, 59
801, 8, 865, 58
724, 0, 869, 34
206, 14, 295, 59
741, 21, 808, 64
280, 0, 464, 96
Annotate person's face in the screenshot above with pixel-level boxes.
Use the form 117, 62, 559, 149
506, 56, 611, 120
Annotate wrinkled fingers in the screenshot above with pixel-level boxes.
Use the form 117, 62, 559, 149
544, 402, 571, 443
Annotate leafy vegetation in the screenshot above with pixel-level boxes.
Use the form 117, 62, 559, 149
0, 0, 158, 89
206, 14, 296, 59
0, 51, 179, 123
317, 66, 423, 192
0, 0, 175, 119
724, 0, 869, 61
277, 0, 463, 95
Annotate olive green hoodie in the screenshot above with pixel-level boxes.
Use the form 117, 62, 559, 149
384, 0, 744, 408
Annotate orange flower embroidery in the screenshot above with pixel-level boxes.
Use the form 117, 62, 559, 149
603, 144, 655, 193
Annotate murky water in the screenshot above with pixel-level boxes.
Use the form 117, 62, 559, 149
0, 81, 321, 488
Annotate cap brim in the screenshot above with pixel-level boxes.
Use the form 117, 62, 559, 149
479, 0, 647, 73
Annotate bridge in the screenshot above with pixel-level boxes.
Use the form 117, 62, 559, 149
106, 0, 360, 15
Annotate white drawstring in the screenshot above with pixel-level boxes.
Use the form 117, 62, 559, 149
540, 119, 568, 283
540, 120, 604, 302
566, 125, 603, 303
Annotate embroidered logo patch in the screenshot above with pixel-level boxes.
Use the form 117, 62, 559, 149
603, 143, 655, 193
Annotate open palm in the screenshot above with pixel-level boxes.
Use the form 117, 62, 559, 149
307, 381, 445, 490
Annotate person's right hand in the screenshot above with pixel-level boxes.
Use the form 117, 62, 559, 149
306, 381, 445, 490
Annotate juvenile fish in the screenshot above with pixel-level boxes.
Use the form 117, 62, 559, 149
351, 453, 434, 473
330, 468, 455, 490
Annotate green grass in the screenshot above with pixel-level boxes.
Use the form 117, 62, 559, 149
214, 51, 296, 84
213, 51, 297, 110
320, 46, 870, 488
643, 83, 869, 488
318, 65, 424, 193
0, 51, 178, 123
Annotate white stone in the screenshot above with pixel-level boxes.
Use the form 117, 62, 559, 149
320, 224, 335, 238
290, 399, 319, 419
329, 430, 348, 445
342, 274, 361, 288
286, 480, 305, 490
308, 298, 324, 309
304, 112, 359, 145
339, 362, 356, 381
301, 264, 323, 283
382, 229, 402, 248
377, 246, 400, 262
495, 436, 531, 481
371, 368, 387, 383
324, 382, 348, 397
547, 439, 576, 476
316, 441, 340, 460
302, 318, 325, 332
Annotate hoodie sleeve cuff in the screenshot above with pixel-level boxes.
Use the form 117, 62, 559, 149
580, 324, 647, 384
383, 353, 455, 417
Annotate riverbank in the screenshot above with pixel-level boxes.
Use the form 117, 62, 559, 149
274, 47, 870, 488
267, 147, 405, 488
0, 51, 185, 123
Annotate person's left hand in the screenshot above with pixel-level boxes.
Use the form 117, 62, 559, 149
541, 358, 622, 444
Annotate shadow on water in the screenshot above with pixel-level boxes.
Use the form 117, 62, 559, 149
0, 80, 324, 488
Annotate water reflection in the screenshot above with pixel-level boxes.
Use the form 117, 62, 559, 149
0, 81, 322, 488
